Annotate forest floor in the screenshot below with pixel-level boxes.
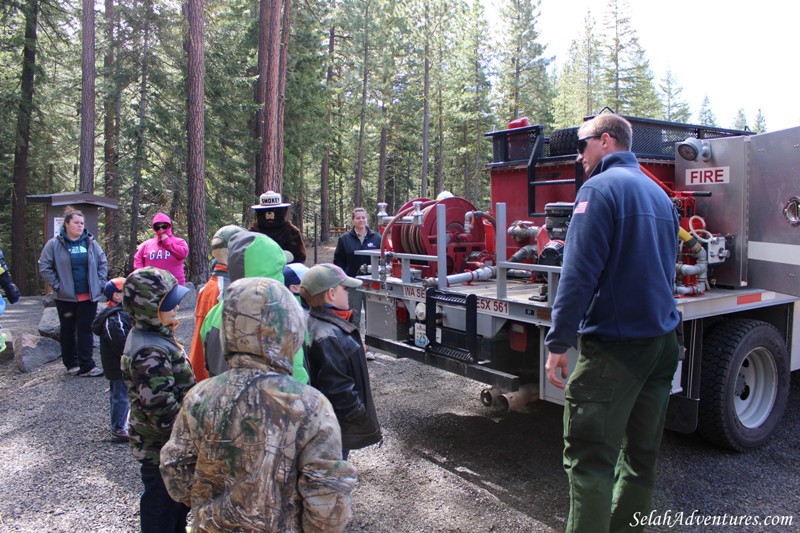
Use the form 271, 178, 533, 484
0, 242, 798, 531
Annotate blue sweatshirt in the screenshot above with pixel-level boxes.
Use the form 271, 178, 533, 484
63, 228, 90, 295
544, 151, 680, 354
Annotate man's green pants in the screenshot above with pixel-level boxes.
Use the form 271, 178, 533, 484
563, 331, 679, 533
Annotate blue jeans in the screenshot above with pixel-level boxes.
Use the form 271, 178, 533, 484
55, 299, 98, 372
140, 463, 189, 533
109, 378, 129, 434
563, 332, 679, 533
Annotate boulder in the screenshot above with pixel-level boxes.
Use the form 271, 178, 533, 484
38, 305, 101, 347
180, 282, 198, 312
15, 333, 60, 373
38, 307, 61, 340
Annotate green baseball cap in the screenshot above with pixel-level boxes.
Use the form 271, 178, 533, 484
300, 263, 362, 296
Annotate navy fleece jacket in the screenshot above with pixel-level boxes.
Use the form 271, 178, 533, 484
544, 151, 681, 354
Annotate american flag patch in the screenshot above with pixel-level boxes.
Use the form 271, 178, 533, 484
574, 201, 588, 214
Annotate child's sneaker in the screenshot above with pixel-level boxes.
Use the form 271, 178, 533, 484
78, 367, 103, 377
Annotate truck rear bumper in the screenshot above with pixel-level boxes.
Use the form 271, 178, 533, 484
365, 334, 521, 391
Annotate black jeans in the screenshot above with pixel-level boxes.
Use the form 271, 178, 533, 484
55, 299, 98, 372
140, 463, 189, 533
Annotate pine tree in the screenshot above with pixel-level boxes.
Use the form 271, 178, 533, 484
496, 0, 552, 126
658, 69, 691, 123
599, 0, 638, 113
552, 13, 603, 129
732, 108, 748, 131
698, 95, 718, 126
752, 109, 768, 133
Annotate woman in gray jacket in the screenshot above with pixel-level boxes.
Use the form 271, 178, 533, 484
39, 209, 108, 376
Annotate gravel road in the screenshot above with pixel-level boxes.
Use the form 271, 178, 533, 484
0, 295, 798, 532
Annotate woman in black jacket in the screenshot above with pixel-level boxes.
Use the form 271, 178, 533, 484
333, 207, 381, 328
300, 263, 382, 458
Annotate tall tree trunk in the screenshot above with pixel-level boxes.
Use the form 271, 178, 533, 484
275, 0, 292, 205
434, 82, 443, 195
253, 0, 269, 195
128, 0, 152, 271
185, 0, 208, 284
354, 0, 370, 208
378, 106, 387, 205
11, 0, 39, 292
258, 0, 282, 193
103, 0, 120, 274
318, 26, 334, 243
80, 0, 96, 193
420, 1, 430, 198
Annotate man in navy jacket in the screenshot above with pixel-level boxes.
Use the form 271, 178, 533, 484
544, 113, 681, 533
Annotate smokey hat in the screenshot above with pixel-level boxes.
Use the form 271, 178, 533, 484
300, 263, 361, 296
252, 190, 291, 210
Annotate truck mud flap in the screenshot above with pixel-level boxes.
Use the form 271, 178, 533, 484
365, 334, 520, 391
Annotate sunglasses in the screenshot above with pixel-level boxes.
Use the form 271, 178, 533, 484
153, 223, 169, 231
577, 133, 602, 154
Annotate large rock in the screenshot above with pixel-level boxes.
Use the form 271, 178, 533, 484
38, 305, 102, 347
180, 282, 198, 312
15, 333, 60, 373
38, 307, 61, 340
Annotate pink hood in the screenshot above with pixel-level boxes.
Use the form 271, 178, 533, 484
133, 212, 189, 285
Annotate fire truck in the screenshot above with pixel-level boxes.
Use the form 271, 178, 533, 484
357, 114, 800, 452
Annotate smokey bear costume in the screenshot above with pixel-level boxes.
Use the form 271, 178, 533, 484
248, 191, 307, 264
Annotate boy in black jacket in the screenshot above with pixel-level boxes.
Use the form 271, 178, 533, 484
299, 263, 382, 460
91, 278, 132, 441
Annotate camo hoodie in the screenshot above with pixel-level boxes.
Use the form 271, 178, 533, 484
121, 267, 196, 466
201, 231, 309, 383
161, 277, 356, 532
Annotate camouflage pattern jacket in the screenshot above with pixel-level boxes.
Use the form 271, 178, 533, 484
121, 267, 196, 466
161, 277, 356, 532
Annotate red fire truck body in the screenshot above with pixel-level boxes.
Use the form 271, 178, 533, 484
359, 116, 800, 451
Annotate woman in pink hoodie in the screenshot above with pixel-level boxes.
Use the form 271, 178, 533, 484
133, 213, 189, 285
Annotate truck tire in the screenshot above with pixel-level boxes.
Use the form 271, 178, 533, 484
697, 319, 790, 451
548, 127, 579, 156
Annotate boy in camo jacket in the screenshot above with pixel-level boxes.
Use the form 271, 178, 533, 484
121, 267, 194, 533
160, 277, 357, 532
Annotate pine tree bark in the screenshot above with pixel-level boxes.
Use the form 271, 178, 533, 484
420, 1, 430, 199
318, 26, 335, 243
258, 0, 282, 193
185, 0, 208, 284
103, 0, 120, 273
354, 1, 371, 208
128, 0, 152, 271
79, 0, 96, 193
11, 0, 38, 292
275, 0, 292, 203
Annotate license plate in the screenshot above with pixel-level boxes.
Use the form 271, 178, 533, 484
414, 322, 441, 346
